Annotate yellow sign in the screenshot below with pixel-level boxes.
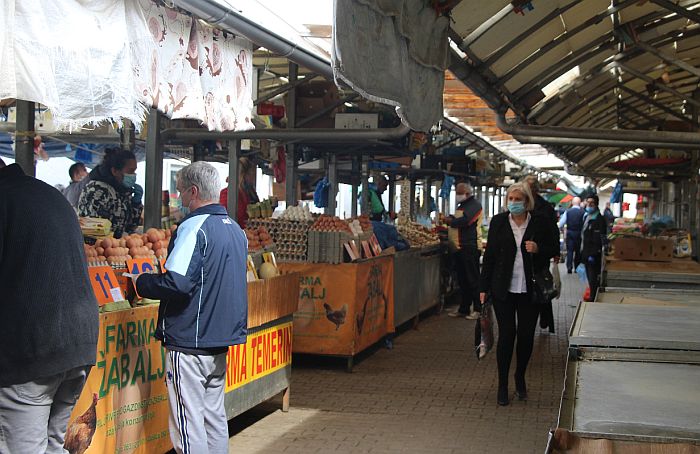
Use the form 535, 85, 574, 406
225, 321, 293, 392
67, 306, 171, 454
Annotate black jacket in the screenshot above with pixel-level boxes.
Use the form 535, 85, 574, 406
0, 164, 98, 385
480, 211, 560, 302
449, 196, 482, 250
581, 212, 607, 258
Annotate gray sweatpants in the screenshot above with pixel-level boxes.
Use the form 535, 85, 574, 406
165, 350, 228, 454
0, 365, 90, 454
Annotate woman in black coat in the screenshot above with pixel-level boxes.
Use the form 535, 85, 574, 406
479, 182, 559, 406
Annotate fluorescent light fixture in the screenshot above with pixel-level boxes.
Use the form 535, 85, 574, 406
542, 66, 580, 98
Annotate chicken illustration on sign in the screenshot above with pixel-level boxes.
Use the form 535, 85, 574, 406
64, 393, 98, 454
357, 264, 388, 335
323, 303, 348, 330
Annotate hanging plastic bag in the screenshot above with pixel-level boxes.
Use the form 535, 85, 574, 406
313, 177, 330, 208
474, 298, 494, 360
551, 260, 561, 300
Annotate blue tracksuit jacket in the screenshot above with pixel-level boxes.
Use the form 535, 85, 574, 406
137, 204, 248, 349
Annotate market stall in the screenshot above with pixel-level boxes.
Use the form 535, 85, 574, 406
279, 255, 394, 372
603, 258, 700, 289
596, 287, 700, 306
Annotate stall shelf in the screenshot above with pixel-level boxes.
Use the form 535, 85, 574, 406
569, 301, 700, 352
603, 258, 700, 289
546, 347, 700, 453
67, 273, 299, 454
279, 255, 394, 372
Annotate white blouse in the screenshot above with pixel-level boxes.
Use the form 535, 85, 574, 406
508, 213, 531, 293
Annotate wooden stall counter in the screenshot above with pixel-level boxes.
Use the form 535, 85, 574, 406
279, 256, 395, 371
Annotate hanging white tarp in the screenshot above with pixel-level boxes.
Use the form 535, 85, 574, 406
332, 0, 449, 132
0, 0, 254, 132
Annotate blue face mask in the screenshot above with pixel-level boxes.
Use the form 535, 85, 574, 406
122, 173, 137, 189
508, 201, 526, 214
586, 206, 596, 214
176, 197, 191, 216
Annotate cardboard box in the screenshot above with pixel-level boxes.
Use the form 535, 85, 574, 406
613, 237, 674, 262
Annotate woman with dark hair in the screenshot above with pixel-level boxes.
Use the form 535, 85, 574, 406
581, 195, 607, 300
78, 148, 143, 237
479, 182, 559, 406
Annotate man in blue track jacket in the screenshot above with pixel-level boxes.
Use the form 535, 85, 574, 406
135, 162, 247, 454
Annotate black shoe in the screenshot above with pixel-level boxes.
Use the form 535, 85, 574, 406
515, 376, 527, 401
567, 269, 573, 274
497, 385, 509, 406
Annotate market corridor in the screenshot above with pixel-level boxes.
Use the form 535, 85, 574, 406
227, 265, 583, 454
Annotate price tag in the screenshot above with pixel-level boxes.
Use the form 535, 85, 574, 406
126, 258, 157, 299
88, 266, 122, 306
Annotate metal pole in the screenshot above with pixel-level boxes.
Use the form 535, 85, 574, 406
15, 100, 35, 176
360, 156, 369, 215
228, 140, 240, 220
285, 62, 298, 208
351, 156, 359, 217
144, 108, 163, 230
690, 88, 700, 258
409, 178, 417, 221
326, 153, 338, 215
388, 173, 396, 216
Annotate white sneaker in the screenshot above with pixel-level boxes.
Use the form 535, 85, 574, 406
447, 310, 466, 318
465, 311, 479, 320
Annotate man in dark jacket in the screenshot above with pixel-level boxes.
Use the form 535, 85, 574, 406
446, 182, 483, 319
135, 161, 248, 454
581, 195, 607, 301
559, 197, 584, 273
0, 163, 98, 454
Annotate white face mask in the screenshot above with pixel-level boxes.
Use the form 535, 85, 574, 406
455, 194, 467, 203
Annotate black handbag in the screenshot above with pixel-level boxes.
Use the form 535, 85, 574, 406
530, 258, 556, 305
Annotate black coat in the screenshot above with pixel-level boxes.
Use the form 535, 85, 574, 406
480, 211, 560, 302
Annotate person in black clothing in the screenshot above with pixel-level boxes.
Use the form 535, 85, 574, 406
446, 182, 483, 319
559, 197, 584, 273
0, 163, 98, 453
523, 175, 559, 333
479, 183, 559, 406
581, 195, 607, 301
603, 202, 615, 225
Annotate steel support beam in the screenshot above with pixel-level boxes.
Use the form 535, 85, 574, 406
617, 62, 700, 109
650, 0, 700, 24
15, 100, 35, 176
254, 73, 320, 106
227, 140, 240, 219
636, 41, 700, 78
296, 94, 358, 128
285, 63, 298, 208
360, 156, 369, 215
144, 108, 164, 230
388, 173, 396, 216
619, 85, 696, 125
325, 153, 338, 215
351, 156, 359, 217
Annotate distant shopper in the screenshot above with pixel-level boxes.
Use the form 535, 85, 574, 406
368, 174, 390, 222
62, 162, 89, 209
581, 195, 607, 301
78, 148, 143, 238
558, 197, 584, 274
0, 163, 98, 453
603, 202, 615, 225
479, 182, 559, 406
220, 157, 259, 227
446, 182, 483, 319
135, 161, 248, 454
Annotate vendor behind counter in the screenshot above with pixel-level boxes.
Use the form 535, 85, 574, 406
220, 157, 259, 227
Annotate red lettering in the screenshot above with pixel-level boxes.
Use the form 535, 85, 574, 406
283, 326, 292, 363
271, 331, 278, 368
226, 346, 234, 387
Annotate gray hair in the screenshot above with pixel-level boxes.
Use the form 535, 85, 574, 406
506, 182, 535, 211
177, 161, 221, 201
456, 182, 473, 195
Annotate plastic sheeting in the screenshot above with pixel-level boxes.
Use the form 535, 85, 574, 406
332, 0, 448, 132
0, 0, 254, 132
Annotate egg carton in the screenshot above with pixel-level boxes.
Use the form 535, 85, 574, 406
308, 231, 353, 264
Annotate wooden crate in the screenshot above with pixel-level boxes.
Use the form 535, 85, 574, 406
247, 272, 300, 328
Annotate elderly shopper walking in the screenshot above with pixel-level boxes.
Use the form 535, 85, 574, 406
479, 182, 559, 406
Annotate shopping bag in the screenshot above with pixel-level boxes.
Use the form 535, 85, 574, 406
576, 263, 587, 284
474, 299, 494, 360
551, 261, 561, 300
583, 286, 591, 302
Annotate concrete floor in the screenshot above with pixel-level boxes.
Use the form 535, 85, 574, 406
227, 264, 583, 453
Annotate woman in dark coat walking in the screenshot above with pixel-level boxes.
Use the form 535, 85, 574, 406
479, 182, 559, 406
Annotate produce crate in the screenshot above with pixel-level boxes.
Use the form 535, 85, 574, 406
247, 272, 300, 328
